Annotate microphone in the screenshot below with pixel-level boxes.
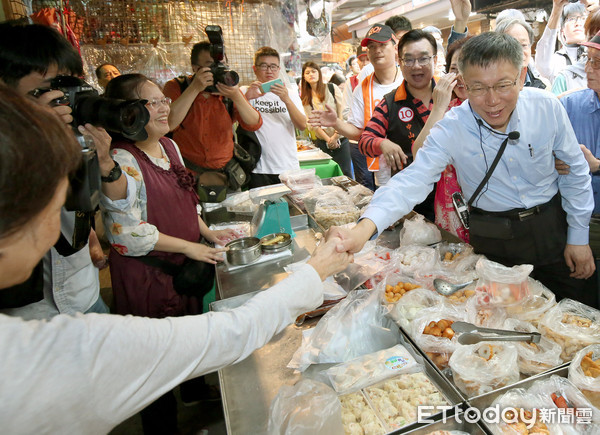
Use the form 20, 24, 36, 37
476, 118, 520, 142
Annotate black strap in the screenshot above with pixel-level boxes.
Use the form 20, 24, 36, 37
53, 211, 94, 257
556, 51, 572, 66
468, 136, 511, 208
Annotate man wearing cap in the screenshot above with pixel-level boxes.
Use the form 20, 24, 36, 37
358, 29, 447, 221
312, 24, 404, 188
326, 32, 597, 306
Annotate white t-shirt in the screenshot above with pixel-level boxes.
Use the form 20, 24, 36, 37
349, 71, 403, 186
241, 86, 304, 175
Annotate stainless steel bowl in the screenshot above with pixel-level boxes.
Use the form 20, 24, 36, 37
260, 233, 292, 253
225, 237, 262, 265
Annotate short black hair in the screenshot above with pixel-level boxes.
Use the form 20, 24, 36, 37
191, 41, 211, 66
458, 32, 523, 73
0, 22, 83, 87
384, 15, 412, 33
95, 63, 119, 80
397, 30, 437, 58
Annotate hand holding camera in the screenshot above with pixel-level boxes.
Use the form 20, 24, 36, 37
34, 88, 73, 124
191, 67, 215, 93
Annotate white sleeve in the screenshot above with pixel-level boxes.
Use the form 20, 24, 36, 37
534, 26, 560, 83
0, 264, 324, 434
349, 85, 366, 128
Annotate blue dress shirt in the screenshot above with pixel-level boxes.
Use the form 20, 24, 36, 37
362, 87, 593, 245
561, 88, 600, 214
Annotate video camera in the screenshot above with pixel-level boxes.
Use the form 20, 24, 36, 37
204, 25, 239, 93
31, 76, 150, 212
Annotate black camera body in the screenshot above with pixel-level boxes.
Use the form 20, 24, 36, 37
204, 25, 239, 92
32, 76, 150, 212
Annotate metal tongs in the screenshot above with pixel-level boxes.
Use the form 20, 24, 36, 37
452, 321, 541, 345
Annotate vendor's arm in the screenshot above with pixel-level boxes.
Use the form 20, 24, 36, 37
359, 98, 407, 171
412, 73, 457, 156
0, 239, 351, 434
535, 0, 568, 82
165, 69, 211, 131
271, 83, 307, 130
448, 0, 471, 45
217, 84, 262, 130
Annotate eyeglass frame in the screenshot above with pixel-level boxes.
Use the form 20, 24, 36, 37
145, 97, 172, 109
564, 15, 587, 25
400, 55, 434, 67
256, 63, 281, 72
587, 56, 600, 70
464, 73, 521, 97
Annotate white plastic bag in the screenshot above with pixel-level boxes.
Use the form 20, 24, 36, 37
325, 344, 422, 394
538, 299, 600, 361
288, 289, 401, 371
387, 287, 443, 328
503, 318, 563, 376
399, 214, 442, 246
267, 379, 344, 435
568, 344, 600, 410
449, 342, 520, 397
475, 258, 533, 306
505, 279, 557, 327
334, 241, 390, 291
392, 245, 438, 278
465, 295, 507, 328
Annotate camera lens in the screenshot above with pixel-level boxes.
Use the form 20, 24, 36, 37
74, 96, 150, 139
222, 70, 239, 87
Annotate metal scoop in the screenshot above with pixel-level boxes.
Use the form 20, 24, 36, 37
433, 278, 474, 296
452, 321, 541, 345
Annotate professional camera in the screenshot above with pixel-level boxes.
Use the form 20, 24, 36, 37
31, 76, 150, 212
204, 24, 239, 92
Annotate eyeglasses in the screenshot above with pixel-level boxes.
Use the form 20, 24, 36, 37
145, 97, 172, 109
465, 74, 520, 97
400, 56, 433, 67
587, 57, 600, 70
565, 15, 587, 25
256, 63, 280, 71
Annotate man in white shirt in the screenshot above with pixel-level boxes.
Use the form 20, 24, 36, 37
242, 47, 307, 187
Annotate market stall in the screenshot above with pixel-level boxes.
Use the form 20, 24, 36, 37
207, 174, 600, 435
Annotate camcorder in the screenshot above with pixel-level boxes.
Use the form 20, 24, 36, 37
31, 76, 150, 212
204, 24, 239, 92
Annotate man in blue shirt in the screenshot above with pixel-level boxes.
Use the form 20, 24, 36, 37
329, 32, 596, 304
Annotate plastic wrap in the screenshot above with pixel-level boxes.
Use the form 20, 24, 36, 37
387, 288, 443, 329
135, 46, 180, 88
208, 221, 251, 245
301, 186, 347, 214
503, 318, 563, 376
392, 245, 438, 278
538, 299, 600, 361
267, 379, 344, 435
313, 194, 360, 230
529, 375, 600, 434
504, 279, 557, 327
475, 258, 533, 307
436, 242, 474, 264
411, 306, 466, 369
347, 184, 373, 210
279, 168, 320, 191
486, 388, 562, 435
221, 191, 259, 215
288, 289, 401, 371
568, 345, 600, 409
339, 391, 386, 435
325, 344, 422, 394
399, 214, 442, 246
449, 342, 520, 397
465, 295, 507, 328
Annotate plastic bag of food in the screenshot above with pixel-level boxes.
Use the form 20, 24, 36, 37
314, 194, 360, 230
375, 271, 423, 306
338, 390, 386, 435
505, 279, 557, 327
399, 214, 442, 246
301, 185, 347, 214
436, 242, 474, 265
475, 258, 533, 306
449, 342, 520, 397
347, 184, 373, 210
465, 295, 507, 328
413, 267, 478, 297
529, 375, 600, 434
288, 289, 401, 371
424, 432, 469, 435
267, 379, 344, 435
486, 388, 562, 435
538, 299, 600, 361
221, 191, 259, 215
209, 221, 252, 246
392, 245, 438, 278
325, 343, 423, 394
388, 288, 443, 328
279, 168, 320, 190
411, 306, 466, 369
569, 345, 600, 410
503, 318, 563, 376
334, 241, 390, 292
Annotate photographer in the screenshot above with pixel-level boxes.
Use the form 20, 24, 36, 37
164, 40, 262, 186
0, 86, 352, 433
0, 22, 129, 318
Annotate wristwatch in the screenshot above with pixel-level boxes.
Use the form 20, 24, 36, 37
101, 160, 122, 183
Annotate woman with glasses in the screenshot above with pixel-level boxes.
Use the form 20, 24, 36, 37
301, 61, 353, 178
102, 74, 235, 433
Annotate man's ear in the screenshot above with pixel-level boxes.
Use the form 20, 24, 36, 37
519, 66, 527, 89
252, 65, 257, 75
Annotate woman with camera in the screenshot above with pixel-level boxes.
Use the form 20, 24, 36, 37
0, 85, 352, 434
300, 61, 353, 178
